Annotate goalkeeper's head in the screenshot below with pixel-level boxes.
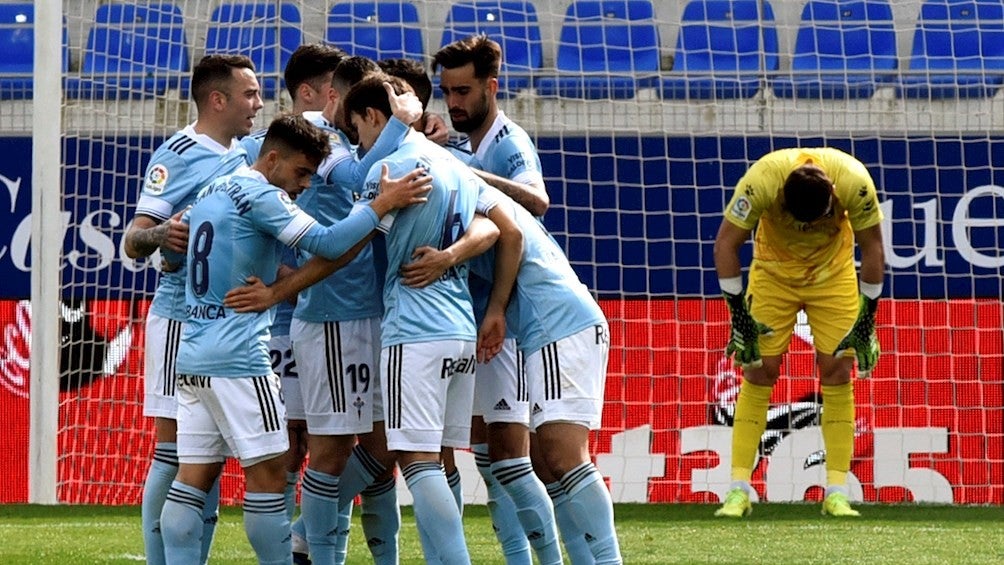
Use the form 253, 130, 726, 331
783, 164, 835, 223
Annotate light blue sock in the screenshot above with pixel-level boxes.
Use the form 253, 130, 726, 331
547, 481, 594, 565
338, 444, 386, 511
301, 468, 340, 564
446, 467, 463, 515
243, 491, 292, 565
361, 478, 400, 565
200, 476, 220, 565
285, 471, 300, 521
403, 461, 471, 565
473, 445, 531, 564
160, 481, 206, 565
334, 496, 353, 565
493, 457, 562, 565
415, 514, 442, 565
142, 442, 178, 565
560, 463, 622, 565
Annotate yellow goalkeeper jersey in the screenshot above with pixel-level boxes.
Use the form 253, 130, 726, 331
723, 147, 883, 285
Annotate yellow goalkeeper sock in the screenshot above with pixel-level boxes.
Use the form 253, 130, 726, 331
730, 381, 773, 482
821, 382, 856, 487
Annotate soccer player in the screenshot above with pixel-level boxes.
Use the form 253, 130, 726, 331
406, 186, 622, 564
712, 147, 884, 518
159, 114, 429, 565
428, 34, 563, 565
282, 58, 419, 565
246, 42, 347, 564
347, 74, 520, 565
124, 53, 263, 565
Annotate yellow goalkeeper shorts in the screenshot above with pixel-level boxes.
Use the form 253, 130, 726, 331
747, 263, 859, 357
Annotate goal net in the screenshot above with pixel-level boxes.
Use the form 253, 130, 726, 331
0, 0, 1000, 506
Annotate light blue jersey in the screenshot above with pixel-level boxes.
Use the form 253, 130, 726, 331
470, 192, 605, 355
462, 111, 545, 326
365, 130, 480, 347
270, 246, 297, 338
175, 168, 382, 378
136, 125, 240, 321
469, 111, 544, 187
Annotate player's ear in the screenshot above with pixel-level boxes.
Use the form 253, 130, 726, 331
208, 89, 227, 111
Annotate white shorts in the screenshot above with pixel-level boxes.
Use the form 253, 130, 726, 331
291, 317, 380, 435
382, 340, 476, 452
269, 334, 304, 421
176, 373, 288, 467
143, 312, 183, 418
527, 324, 610, 432
474, 338, 529, 425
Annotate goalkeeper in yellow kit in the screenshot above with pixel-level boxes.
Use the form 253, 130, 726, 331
713, 147, 885, 518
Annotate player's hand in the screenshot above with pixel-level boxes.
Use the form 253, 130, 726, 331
386, 82, 423, 126
161, 209, 189, 254
423, 112, 450, 145
223, 276, 277, 313
477, 309, 506, 363
723, 291, 773, 369
834, 294, 880, 378
400, 246, 454, 288
377, 163, 432, 209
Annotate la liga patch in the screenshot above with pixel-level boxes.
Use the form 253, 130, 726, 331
730, 196, 752, 221
144, 164, 169, 194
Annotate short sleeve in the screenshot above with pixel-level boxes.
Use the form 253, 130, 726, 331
251, 188, 318, 247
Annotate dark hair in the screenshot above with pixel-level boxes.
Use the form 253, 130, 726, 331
191, 54, 256, 107
432, 34, 501, 79
284, 43, 347, 99
342, 75, 411, 124
260, 114, 331, 167
379, 58, 432, 109
783, 165, 833, 222
332, 55, 381, 91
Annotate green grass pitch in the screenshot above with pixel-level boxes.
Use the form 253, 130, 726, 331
0, 503, 1002, 564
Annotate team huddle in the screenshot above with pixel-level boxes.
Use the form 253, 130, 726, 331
128, 37, 622, 565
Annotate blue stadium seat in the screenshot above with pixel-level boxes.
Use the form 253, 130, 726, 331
327, 2, 424, 62
66, 3, 189, 99
535, 0, 661, 99
203, 3, 303, 99
439, 1, 543, 98
898, 0, 1004, 99
660, 0, 778, 99
771, 0, 897, 99
0, 3, 69, 100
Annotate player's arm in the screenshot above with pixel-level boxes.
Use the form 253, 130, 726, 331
478, 202, 524, 362
400, 214, 500, 288
714, 219, 772, 368
328, 83, 422, 188
124, 212, 188, 258
225, 165, 431, 312
834, 223, 885, 376
224, 237, 371, 312
473, 169, 548, 217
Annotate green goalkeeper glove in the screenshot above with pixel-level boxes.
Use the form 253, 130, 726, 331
723, 291, 774, 369
834, 294, 880, 378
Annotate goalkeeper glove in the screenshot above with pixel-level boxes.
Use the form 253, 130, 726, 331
723, 291, 774, 369
834, 294, 880, 378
